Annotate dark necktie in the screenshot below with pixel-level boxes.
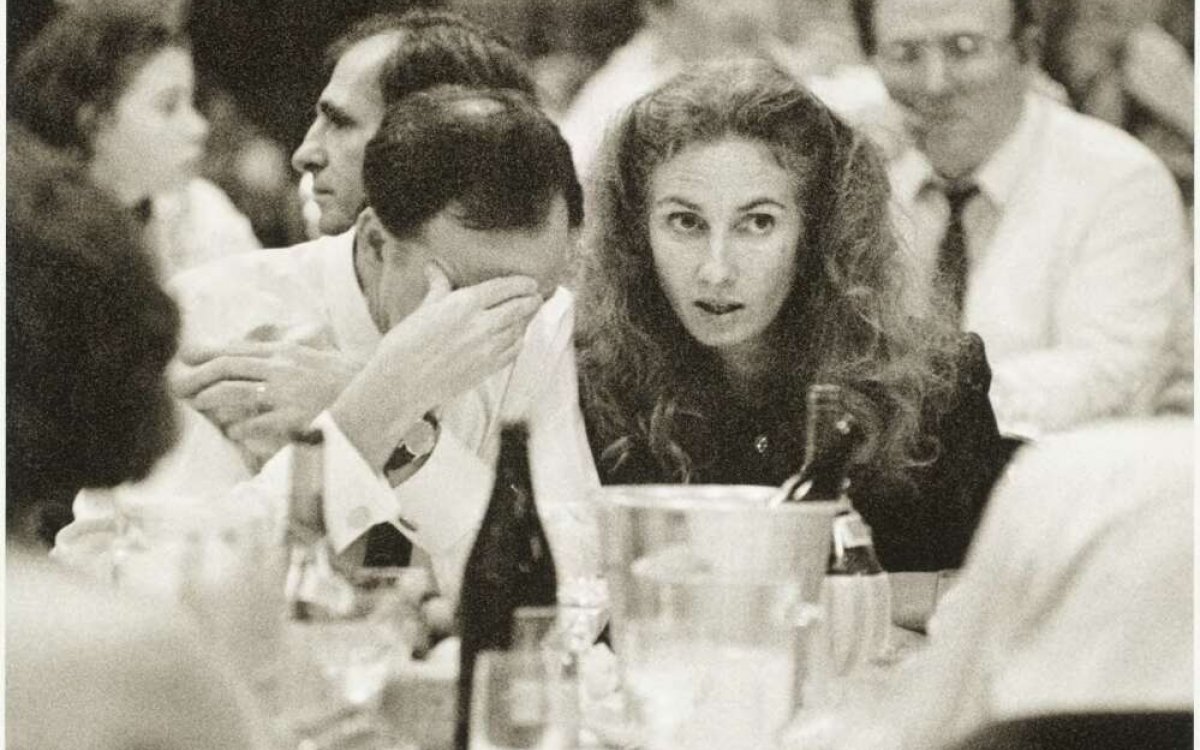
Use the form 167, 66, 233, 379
362, 522, 412, 567
936, 182, 979, 324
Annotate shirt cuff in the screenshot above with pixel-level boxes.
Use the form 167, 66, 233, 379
312, 411, 494, 558
312, 412, 402, 553
392, 426, 493, 554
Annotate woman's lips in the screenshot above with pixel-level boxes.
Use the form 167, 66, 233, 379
695, 300, 743, 315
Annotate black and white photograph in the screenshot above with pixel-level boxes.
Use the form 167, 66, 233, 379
6, 0, 1194, 747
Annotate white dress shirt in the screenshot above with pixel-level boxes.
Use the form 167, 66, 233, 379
55, 230, 601, 600
889, 92, 1191, 437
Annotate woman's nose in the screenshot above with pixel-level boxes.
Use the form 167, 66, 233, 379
697, 236, 735, 287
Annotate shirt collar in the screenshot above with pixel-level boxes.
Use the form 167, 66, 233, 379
892, 91, 1043, 209
972, 92, 1042, 210
320, 228, 381, 364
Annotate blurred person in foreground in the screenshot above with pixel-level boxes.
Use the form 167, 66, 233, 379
817, 418, 1193, 749
576, 58, 1014, 572
11, 4, 261, 279
6, 126, 268, 750
58, 85, 601, 602
850, 0, 1192, 438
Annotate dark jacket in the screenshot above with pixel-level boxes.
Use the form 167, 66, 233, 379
585, 333, 1020, 572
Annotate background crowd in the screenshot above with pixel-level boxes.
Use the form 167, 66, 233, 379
11, 0, 1193, 240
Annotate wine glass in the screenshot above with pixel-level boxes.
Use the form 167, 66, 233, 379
280, 568, 423, 750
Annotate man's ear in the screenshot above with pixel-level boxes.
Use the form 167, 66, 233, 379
75, 102, 101, 144
357, 207, 391, 263
1015, 25, 1042, 66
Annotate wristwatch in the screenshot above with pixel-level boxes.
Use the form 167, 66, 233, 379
383, 413, 439, 483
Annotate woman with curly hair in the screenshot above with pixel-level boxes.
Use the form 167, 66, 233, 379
577, 59, 1015, 571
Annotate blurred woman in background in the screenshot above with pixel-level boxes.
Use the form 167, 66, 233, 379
577, 59, 1015, 572
12, 4, 261, 279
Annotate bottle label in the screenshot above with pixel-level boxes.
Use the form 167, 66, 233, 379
484, 661, 548, 748
833, 514, 873, 549
829, 512, 884, 575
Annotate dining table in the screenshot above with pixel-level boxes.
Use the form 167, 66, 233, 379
259, 569, 949, 750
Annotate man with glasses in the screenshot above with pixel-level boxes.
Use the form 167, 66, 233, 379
852, 0, 1190, 437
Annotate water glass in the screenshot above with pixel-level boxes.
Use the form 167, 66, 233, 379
620, 580, 815, 750
469, 649, 573, 750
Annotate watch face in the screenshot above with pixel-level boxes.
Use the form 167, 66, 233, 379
404, 417, 438, 457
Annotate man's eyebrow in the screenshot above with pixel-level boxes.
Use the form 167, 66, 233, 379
318, 100, 354, 123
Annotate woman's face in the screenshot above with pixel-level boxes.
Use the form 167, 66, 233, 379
647, 137, 803, 367
89, 46, 208, 205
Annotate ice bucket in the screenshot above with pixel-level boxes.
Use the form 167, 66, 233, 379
596, 485, 844, 750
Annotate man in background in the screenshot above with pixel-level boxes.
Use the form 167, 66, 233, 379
851, 0, 1191, 437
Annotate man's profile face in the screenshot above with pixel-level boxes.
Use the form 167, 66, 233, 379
873, 0, 1030, 179
373, 196, 572, 330
291, 33, 396, 235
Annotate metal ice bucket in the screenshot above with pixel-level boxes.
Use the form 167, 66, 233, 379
596, 485, 845, 750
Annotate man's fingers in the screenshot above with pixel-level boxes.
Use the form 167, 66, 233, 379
422, 263, 453, 305
173, 355, 275, 397
466, 275, 540, 309
496, 335, 524, 368
280, 322, 335, 348
177, 339, 281, 368
226, 410, 291, 444
191, 379, 262, 413
486, 294, 542, 332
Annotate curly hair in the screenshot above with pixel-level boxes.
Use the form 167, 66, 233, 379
7, 126, 180, 530
11, 6, 184, 156
577, 58, 962, 483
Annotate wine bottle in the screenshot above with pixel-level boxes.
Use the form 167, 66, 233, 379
456, 422, 558, 750
786, 383, 855, 503
282, 428, 354, 621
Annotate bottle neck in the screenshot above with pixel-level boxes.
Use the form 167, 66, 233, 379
489, 432, 534, 518
288, 438, 325, 538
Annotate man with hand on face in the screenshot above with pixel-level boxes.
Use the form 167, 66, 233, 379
851, 0, 1191, 438
170, 9, 540, 468
54, 14, 599, 598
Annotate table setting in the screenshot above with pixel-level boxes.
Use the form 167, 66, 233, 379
102, 475, 942, 750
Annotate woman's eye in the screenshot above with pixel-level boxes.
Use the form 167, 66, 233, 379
740, 214, 776, 234
666, 212, 704, 234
